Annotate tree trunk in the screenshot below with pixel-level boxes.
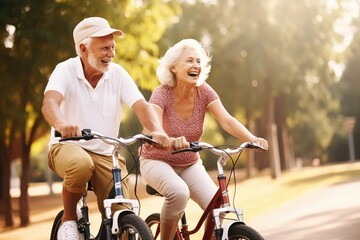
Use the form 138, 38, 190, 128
19, 155, 30, 226
275, 95, 285, 170
275, 94, 295, 170
19, 134, 30, 227
264, 77, 281, 179
19, 131, 30, 226
269, 122, 281, 178
0, 136, 14, 227
19, 117, 41, 226
281, 127, 295, 168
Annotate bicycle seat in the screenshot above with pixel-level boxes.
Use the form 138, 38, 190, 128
146, 184, 163, 197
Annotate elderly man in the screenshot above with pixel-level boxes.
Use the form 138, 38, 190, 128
42, 17, 170, 240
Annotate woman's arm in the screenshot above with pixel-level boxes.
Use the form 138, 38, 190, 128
208, 99, 268, 150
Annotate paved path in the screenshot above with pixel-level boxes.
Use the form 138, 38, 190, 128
248, 179, 360, 240
2, 178, 360, 240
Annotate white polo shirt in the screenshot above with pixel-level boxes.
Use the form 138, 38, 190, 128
44, 56, 144, 155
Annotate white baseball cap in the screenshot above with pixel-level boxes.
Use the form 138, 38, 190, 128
73, 17, 123, 45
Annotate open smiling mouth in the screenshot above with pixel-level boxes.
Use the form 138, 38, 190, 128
101, 59, 111, 64
188, 72, 198, 78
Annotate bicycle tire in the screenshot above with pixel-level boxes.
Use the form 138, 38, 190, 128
116, 213, 154, 239
145, 213, 178, 240
50, 210, 64, 240
228, 224, 264, 240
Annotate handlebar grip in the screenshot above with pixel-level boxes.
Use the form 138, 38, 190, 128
142, 135, 158, 144
55, 129, 94, 141
54, 130, 61, 138
248, 142, 267, 151
171, 142, 201, 154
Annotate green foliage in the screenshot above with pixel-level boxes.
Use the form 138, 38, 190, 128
2, 0, 359, 195
157, 0, 350, 161
0, 0, 180, 225
114, 0, 181, 90
0, 0, 181, 151
329, 11, 360, 161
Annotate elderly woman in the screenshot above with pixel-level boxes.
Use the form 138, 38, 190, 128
140, 39, 268, 240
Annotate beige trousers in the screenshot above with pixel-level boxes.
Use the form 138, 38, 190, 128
48, 143, 129, 216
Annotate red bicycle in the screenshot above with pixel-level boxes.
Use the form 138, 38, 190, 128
145, 141, 266, 240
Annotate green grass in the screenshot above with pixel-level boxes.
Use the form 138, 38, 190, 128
227, 161, 360, 219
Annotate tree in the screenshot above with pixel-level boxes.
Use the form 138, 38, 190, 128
0, 0, 179, 227
157, 0, 348, 176
330, 9, 360, 161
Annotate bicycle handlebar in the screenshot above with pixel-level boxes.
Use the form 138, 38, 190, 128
55, 129, 157, 146
172, 141, 266, 155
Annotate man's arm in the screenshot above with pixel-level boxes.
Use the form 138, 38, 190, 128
41, 90, 81, 137
132, 99, 170, 147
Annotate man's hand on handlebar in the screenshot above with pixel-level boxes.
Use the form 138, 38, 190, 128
54, 120, 81, 138
149, 131, 172, 148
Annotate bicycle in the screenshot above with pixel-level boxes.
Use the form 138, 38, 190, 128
145, 141, 266, 240
50, 129, 155, 240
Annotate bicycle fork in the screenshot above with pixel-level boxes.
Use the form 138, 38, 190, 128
212, 155, 244, 240
103, 148, 141, 240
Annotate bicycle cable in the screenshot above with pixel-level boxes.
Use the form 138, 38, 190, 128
100, 138, 145, 213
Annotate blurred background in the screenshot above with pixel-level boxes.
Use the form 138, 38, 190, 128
1, 0, 360, 234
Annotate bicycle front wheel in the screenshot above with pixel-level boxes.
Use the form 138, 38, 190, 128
50, 210, 64, 240
228, 224, 265, 240
145, 213, 178, 240
116, 213, 153, 239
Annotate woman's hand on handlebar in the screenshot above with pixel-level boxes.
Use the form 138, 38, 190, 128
170, 136, 189, 150
250, 137, 269, 152
142, 132, 189, 150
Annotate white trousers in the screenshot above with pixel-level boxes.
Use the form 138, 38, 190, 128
140, 159, 218, 220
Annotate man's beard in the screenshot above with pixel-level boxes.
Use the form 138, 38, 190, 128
88, 52, 109, 73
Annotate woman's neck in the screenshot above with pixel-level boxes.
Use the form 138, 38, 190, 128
174, 82, 196, 99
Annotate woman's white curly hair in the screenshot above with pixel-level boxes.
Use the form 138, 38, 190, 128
156, 39, 212, 87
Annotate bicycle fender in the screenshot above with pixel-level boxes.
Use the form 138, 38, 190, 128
221, 221, 245, 240
111, 209, 134, 234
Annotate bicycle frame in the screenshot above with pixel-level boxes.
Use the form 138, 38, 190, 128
176, 149, 245, 240
51, 129, 155, 240
147, 141, 264, 240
